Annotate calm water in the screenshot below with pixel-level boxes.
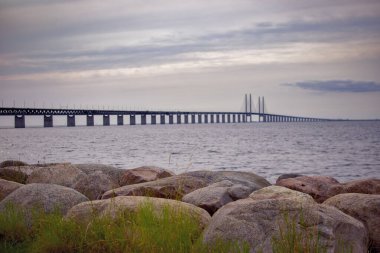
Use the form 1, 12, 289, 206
0, 121, 379, 183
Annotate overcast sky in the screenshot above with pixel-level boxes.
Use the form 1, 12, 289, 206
1, 0, 380, 119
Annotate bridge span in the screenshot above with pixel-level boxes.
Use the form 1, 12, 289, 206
0, 107, 330, 128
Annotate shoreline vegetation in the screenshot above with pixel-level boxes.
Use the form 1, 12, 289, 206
0, 160, 379, 253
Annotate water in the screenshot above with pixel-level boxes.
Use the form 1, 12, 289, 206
0, 121, 379, 183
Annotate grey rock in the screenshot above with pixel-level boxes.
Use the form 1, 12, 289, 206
324, 193, 380, 253
120, 166, 175, 185
182, 181, 235, 215
0, 183, 89, 215
72, 171, 119, 200
102, 175, 207, 199
203, 198, 368, 253
75, 164, 125, 186
0, 178, 23, 201
276, 173, 303, 184
27, 163, 86, 187
66, 196, 211, 229
249, 185, 315, 204
181, 170, 271, 189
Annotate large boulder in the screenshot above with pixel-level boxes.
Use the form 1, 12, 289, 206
102, 175, 208, 199
203, 198, 368, 253
120, 166, 175, 185
182, 180, 259, 215
277, 176, 380, 203
26, 163, 86, 187
324, 193, 380, 252
276, 176, 340, 203
75, 164, 126, 186
327, 178, 380, 197
66, 196, 211, 229
0, 160, 28, 168
0, 179, 23, 201
249, 185, 315, 204
0, 183, 89, 215
72, 171, 119, 200
181, 170, 270, 189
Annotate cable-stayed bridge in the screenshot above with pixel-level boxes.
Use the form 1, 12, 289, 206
0, 94, 333, 128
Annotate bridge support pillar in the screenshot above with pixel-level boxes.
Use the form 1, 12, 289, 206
117, 115, 123, 125
87, 115, 94, 126
198, 114, 202, 123
184, 114, 189, 124
103, 115, 110, 126
222, 114, 225, 123
160, 115, 165, 124
216, 114, 220, 123
227, 114, 230, 123
191, 114, 196, 124
204, 114, 208, 124
209, 114, 213, 123
151, 115, 156, 125
237, 114, 241, 123
141, 115, 146, 125
44, 115, 53, 127
130, 115, 136, 125
67, 115, 75, 127
169, 115, 174, 124
177, 114, 181, 124
232, 114, 236, 123
15, 115, 25, 128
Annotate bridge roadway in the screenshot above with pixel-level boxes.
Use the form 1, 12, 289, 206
0, 107, 330, 128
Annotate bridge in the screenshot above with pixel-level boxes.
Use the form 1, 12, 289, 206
0, 94, 332, 128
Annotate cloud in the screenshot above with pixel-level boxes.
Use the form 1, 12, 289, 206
284, 80, 380, 93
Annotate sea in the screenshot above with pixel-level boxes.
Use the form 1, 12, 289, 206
0, 120, 379, 183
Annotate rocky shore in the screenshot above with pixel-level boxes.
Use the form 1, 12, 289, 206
0, 160, 379, 252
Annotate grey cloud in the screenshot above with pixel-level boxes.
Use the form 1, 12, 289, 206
284, 80, 380, 93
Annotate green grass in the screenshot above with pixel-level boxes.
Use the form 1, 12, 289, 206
0, 202, 362, 253
0, 202, 246, 253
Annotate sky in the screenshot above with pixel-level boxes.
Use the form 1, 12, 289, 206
1, 0, 380, 119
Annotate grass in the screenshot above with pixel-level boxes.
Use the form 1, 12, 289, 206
0, 202, 361, 253
0, 202, 246, 253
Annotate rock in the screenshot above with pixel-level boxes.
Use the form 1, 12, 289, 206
182, 180, 235, 215
0, 179, 23, 201
0, 165, 41, 177
203, 198, 368, 253
182, 180, 259, 215
249, 185, 315, 204
27, 163, 86, 188
102, 175, 208, 199
0, 167, 28, 183
66, 196, 211, 229
327, 178, 380, 197
324, 193, 380, 252
103, 170, 270, 201
72, 171, 119, 200
75, 164, 126, 186
276, 173, 303, 184
120, 166, 175, 185
0, 183, 89, 215
276, 176, 340, 203
181, 170, 271, 189
0, 160, 28, 168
